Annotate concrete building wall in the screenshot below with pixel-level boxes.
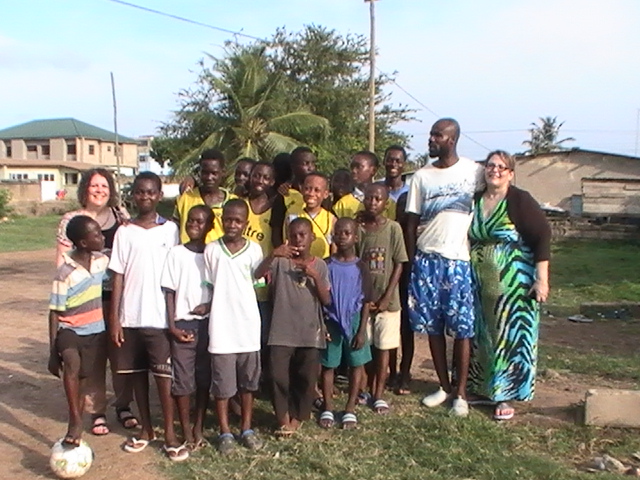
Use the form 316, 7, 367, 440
0, 181, 42, 203
11, 139, 26, 159
50, 138, 67, 162
513, 151, 640, 210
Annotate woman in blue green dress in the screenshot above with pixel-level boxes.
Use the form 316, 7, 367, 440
468, 150, 551, 421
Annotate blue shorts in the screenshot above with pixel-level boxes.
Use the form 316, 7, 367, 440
408, 251, 475, 339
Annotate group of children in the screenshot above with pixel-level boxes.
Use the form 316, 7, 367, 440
48, 144, 412, 461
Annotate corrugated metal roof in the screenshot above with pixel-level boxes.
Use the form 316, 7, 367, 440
0, 118, 136, 143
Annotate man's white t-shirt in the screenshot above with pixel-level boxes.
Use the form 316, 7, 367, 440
406, 157, 483, 261
204, 238, 263, 354
109, 221, 179, 329
160, 245, 211, 322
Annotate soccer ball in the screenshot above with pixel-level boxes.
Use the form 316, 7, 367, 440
49, 439, 93, 479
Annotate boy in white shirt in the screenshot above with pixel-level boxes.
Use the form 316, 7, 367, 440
204, 199, 264, 454
161, 205, 214, 460
108, 172, 181, 456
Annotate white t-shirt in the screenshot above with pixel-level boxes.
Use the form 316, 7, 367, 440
160, 245, 211, 322
406, 157, 484, 261
204, 238, 263, 354
109, 221, 179, 328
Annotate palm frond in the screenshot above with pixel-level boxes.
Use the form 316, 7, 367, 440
267, 112, 330, 138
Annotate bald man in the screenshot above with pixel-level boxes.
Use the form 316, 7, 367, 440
403, 118, 484, 417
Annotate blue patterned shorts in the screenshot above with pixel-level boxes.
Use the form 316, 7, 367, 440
408, 251, 475, 339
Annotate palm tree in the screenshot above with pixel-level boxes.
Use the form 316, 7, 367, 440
171, 46, 330, 176
522, 116, 575, 155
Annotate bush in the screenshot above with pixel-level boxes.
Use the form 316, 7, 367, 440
0, 189, 13, 218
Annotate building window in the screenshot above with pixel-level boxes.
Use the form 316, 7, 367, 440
9, 173, 28, 180
88, 145, 95, 155
27, 145, 37, 152
6, 146, 11, 158
67, 144, 76, 155
38, 173, 55, 181
64, 173, 79, 185
107, 145, 112, 152
42, 145, 50, 156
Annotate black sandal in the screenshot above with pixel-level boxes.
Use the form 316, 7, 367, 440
91, 415, 110, 436
116, 408, 139, 429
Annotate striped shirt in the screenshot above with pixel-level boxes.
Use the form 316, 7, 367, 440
49, 252, 108, 335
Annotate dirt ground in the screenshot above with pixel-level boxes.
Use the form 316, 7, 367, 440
0, 250, 165, 480
0, 249, 634, 479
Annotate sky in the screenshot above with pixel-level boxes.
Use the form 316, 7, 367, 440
1, 0, 640, 161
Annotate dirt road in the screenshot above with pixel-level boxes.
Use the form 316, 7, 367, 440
0, 249, 165, 480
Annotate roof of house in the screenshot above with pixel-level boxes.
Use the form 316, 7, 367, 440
0, 118, 136, 143
0, 159, 99, 172
517, 148, 640, 162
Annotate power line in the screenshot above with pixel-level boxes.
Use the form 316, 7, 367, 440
103, 0, 265, 42
381, 73, 490, 150
102, 0, 490, 150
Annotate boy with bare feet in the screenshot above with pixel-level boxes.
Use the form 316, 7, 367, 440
49, 215, 109, 447
255, 218, 331, 437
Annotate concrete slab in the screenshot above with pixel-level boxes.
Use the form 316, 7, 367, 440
584, 389, 640, 427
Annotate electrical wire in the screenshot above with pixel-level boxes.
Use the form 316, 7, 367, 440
103, 0, 491, 151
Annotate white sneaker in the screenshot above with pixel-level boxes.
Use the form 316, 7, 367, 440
421, 388, 450, 408
449, 397, 469, 417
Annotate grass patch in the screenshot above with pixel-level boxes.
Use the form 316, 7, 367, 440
548, 239, 640, 315
163, 395, 637, 480
539, 343, 640, 383
0, 215, 61, 252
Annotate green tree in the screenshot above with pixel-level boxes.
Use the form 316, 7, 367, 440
154, 26, 413, 175
154, 45, 330, 176
270, 25, 413, 172
522, 116, 576, 155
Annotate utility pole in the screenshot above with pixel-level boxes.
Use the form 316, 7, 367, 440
365, 0, 377, 152
635, 108, 640, 157
110, 72, 122, 200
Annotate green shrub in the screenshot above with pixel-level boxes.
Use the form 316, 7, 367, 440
0, 189, 13, 218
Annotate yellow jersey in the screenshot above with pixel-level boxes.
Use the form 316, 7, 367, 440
333, 191, 396, 220
173, 187, 235, 244
285, 206, 336, 259
244, 201, 273, 301
283, 188, 304, 211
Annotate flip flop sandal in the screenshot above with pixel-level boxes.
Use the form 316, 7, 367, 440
372, 399, 390, 415
394, 381, 411, 396
186, 439, 209, 452
341, 412, 358, 429
357, 392, 372, 406
123, 436, 152, 453
163, 443, 190, 462
91, 415, 110, 436
274, 426, 295, 438
318, 411, 335, 429
116, 408, 140, 429
493, 402, 515, 421
312, 397, 324, 411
